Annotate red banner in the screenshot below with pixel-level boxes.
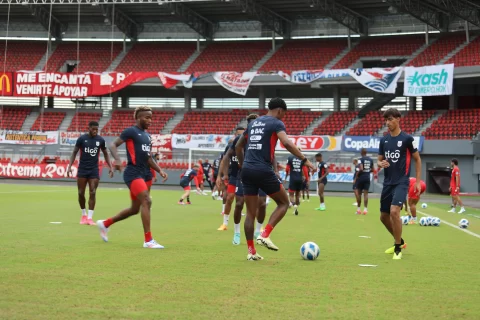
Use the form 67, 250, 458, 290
0, 163, 80, 179
0, 72, 13, 96
151, 134, 173, 159
276, 135, 343, 151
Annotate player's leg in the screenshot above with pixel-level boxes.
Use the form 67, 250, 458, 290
408, 198, 418, 224
305, 183, 310, 201
362, 188, 369, 215
456, 195, 465, 213
255, 194, 267, 238
244, 194, 262, 260
381, 185, 406, 255
315, 182, 326, 211
232, 194, 244, 245
77, 177, 88, 224
355, 185, 362, 215
293, 189, 301, 216
85, 178, 99, 225
389, 184, 409, 259
218, 179, 236, 231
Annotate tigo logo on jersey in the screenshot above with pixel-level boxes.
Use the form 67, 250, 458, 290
385, 150, 401, 163
142, 144, 151, 152
404, 64, 453, 96
84, 147, 98, 157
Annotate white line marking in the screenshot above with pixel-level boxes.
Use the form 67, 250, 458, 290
417, 210, 480, 239
0, 190, 72, 194
359, 236, 371, 238
358, 264, 377, 267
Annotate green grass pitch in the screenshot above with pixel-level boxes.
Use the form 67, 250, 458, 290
1, 183, 479, 320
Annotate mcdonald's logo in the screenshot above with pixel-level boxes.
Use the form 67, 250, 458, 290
0, 72, 13, 96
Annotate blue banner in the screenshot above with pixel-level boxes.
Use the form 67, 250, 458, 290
342, 136, 424, 152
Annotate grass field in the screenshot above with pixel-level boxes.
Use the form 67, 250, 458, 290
1, 182, 480, 320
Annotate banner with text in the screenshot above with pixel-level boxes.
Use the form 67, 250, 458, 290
404, 64, 454, 96
0, 72, 13, 96
59, 131, 82, 146
278, 69, 350, 83
0, 163, 79, 179
150, 134, 173, 159
349, 67, 403, 94
213, 72, 257, 96
276, 135, 342, 151
342, 135, 424, 153
171, 134, 231, 150
0, 130, 59, 145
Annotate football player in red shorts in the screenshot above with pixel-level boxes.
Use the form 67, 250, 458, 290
448, 158, 465, 213
404, 177, 426, 224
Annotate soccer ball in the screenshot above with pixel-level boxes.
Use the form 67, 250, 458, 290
421, 203, 428, 209
401, 216, 410, 225
300, 242, 320, 261
426, 217, 433, 226
419, 217, 428, 226
431, 217, 441, 227
459, 219, 469, 229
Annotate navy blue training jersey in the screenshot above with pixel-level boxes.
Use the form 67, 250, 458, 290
353, 163, 361, 180
180, 168, 197, 185
120, 126, 152, 182
213, 153, 222, 175
228, 135, 241, 178
379, 131, 417, 186
317, 161, 328, 181
243, 115, 286, 172
202, 162, 212, 176
75, 134, 106, 171
287, 155, 304, 182
358, 156, 374, 180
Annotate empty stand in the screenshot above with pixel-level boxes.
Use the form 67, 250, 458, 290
172, 110, 250, 134
446, 36, 480, 67
313, 111, 358, 136
186, 42, 271, 73
423, 109, 480, 139
283, 110, 322, 135
408, 33, 465, 67
346, 111, 384, 136
116, 43, 196, 73
67, 112, 102, 132
101, 110, 176, 135
333, 36, 424, 69
381, 110, 435, 135
259, 40, 346, 72
0, 107, 31, 131
30, 112, 66, 131
0, 41, 45, 71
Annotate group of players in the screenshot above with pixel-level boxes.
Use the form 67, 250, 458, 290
67, 101, 467, 260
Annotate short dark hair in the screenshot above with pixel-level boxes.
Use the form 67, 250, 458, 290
315, 153, 322, 158
246, 113, 258, 124
268, 97, 287, 110
134, 106, 152, 119
383, 108, 401, 119
89, 121, 99, 127
236, 127, 245, 131
451, 158, 458, 166
361, 148, 367, 156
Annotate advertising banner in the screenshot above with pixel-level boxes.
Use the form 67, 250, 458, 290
279, 171, 372, 183
59, 131, 82, 146
278, 69, 350, 83
0, 130, 59, 145
342, 135, 424, 152
212, 72, 257, 96
0, 72, 13, 96
404, 64, 454, 96
0, 163, 79, 179
171, 134, 231, 150
276, 135, 342, 151
150, 134, 173, 159
349, 67, 403, 94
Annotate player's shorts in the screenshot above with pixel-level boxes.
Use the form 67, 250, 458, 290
77, 169, 100, 180
450, 185, 460, 196
408, 180, 426, 200
213, 172, 218, 182
241, 167, 283, 196
235, 178, 266, 197
180, 180, 191, 191
318, 179, 327, 186
197, 174, 204, 182
380, 183, 409, 213
126, 178, 148, 201
352, 183, 357, 190
288, 179, 303, 193
356, 178, 370, 192
227, 175, 237, 193
145, 179, 153, 188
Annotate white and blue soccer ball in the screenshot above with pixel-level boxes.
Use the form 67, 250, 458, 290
431, 217, 441, 227
459, 219, 469, 229
426, 217, 433, 226
300, 242, 320, 261
421, 203, 428, 209
401, 216, 410, 225
419, 217, 428, 226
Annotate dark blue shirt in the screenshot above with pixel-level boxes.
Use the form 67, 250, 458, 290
213, 153, 222, 175
120, 126, 152, 182
202, 162, 212, 176
145, 155, 156, 181
353, 163, 361, 180
180, 168, 197, 185
75, 134, 106, 171
358, 156, 374, 180
243, 115, 286, 172
287, 155, 304, 182
317, 161, 328, 181
379, 131, 417, 186
228, 135, 241, 178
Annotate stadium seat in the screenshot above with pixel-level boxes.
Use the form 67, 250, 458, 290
67, 112, 102, 132
172, 110, 251, 134
101, 110, 176, 135
381, 110, 435, 135
346, 111, 384, 136
312, 111, 358, 136
0, 107, 32, 131
0, 41, 45, 71
408, 33, 465, 67
30, 112, 66, 132
282, 110, 323, 135
423, 109, 480, 140
446, 36, 480, 67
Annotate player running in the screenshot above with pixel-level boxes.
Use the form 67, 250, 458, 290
96, 106, 168, 249
195, 159, 207, 195
315, 153, 328, 211
352, 158, 360, 206
404, 177, 426, 224
284, 147, 306, 216
355, 148, 374, 215
211, 153, 222, 200
378, 108, 422, 260
67, 121, 113, 225
448, 158, 466, 214
178, 165, 201, 205
236, 98, 315, 261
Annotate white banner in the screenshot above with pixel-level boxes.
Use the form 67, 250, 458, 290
0, 130, 58, 145
279, 171, 373, 183
278, 69, 350, 83
404, 64, 454, 96
172, 134, 231, 150
59, 131, 82, 146
349, 67, 403, 94
212, 72, 256, 96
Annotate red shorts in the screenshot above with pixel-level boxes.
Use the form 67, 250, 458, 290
227, 183, 236, 194
408, 180, 426, 200
183, 186, 191, 191
128, 178, 148, 201
223, 180, 228, 186
450, 186, 460, 196
146, 180, 153, 188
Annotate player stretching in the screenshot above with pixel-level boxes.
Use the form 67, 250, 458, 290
315, 153, 328, 211
355, 148, 374, 215
195, 159, 207, 195
96, 106, 168, 249
236, 98, 315, 261
448, 158, 465, 214
404, 177, 426, 224
284, 148, 306, 216
378, 108, 421, 260
179, 165, 201, 205
67, 121, 113, 225
202, 159, 214, 193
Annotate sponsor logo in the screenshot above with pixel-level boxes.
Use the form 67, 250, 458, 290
407, 69, 448, 87
84, 147, 98, 157
344, 137, 380, 151
385, 150, 401, 163
141, 144, 151, 152
0, 73, 13, 96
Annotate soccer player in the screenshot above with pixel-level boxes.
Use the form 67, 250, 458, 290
96, 106, 168, 249
195, 159, 206, 195
202, 159, 214, 192
217, 127, 245, 231
67, 121, 113, 225
236, 98, 315, 261
315, 153, 328, 211
284, 147, 306, 216
448, 158, 466, 214
355, 148, 374, 215
352, 158, 359, 206
211, 153, 222, 200
301, 165, 310, 203
179, 164, 201, 205
405, 177, 426, 224
378, 108, 422, 260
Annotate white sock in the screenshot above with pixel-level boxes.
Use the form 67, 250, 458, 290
294, 204, 298, 208
364, 207, 368, 212
88, 210, 94, 219
357, 207, 361, 211
234, 223, 240, 233
321, 202, 325, 206
255, 222, 263, 234
223, 214, 229, 226
222, 204, 225, 212
81, 208, 87, 216
461, 207, 465, 210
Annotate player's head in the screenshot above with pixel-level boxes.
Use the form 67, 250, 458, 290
315, 152, 322, 162
204, 159, 209, 163
193, 164, 200, 169
353, 158, 358, 165
451, 158, 458, 167
134, 106, 152, 130
235, 126, 245, 136
198, 159, 203, 164
246, 113, 259, 124
88, 121, 99, 137
154, 153, 160, 160
361, 148, 367, 156
267, 97, 287, 120
383, 108, 401, 132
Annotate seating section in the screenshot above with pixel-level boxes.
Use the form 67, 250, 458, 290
46, 43, 122, 73
423, 109, 480, 140
173, 110, 250, 134
0, 42, 45, 71
0, 107, 31, 131
259, 40, 346, 72
333, 36, 424, 69
382, 110, 435, 135
30, 112, 66, 131
186, 42, 271, 73
446, 36, 480, 67
101, 110, 176, 135
346, 111, 384, 136
116, 43, 196, 73
312, 111, 358, 136
283, 110, 322, 135
67, 112, 102, 132
408, 34, 465, 67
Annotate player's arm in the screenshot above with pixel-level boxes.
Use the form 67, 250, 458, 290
235, 134, 246, 168
109, 137, 125, 172
377, 139, 389, 168
66, 144, 80, 177
455, 172, 460, 191
319, 166, 329, 181
277, 131, 315, 171
100, 140, 114, 178
408, 137, 422, 194
284, 163, 290, 183
220, 148, 234, 180
148, 156, 168, 182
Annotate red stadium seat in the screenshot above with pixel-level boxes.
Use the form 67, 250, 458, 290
30, 112, 66, 132
423, 109, 480, 140
101, 110, 176, 136
0, 107, 32, 131
313, 111, 358, 136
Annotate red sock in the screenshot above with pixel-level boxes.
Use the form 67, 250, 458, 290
145, 231, 152, 243
261, 224, 274, 238
103, 218, 114, 228
247, 240, 256, 255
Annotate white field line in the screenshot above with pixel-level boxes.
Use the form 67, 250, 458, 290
417, 210, 480, 239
